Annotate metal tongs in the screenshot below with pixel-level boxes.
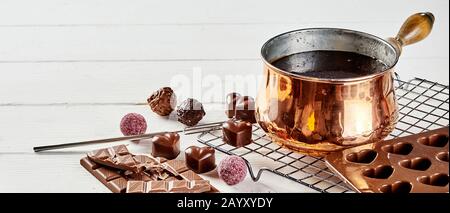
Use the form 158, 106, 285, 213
33, 121, 224, 152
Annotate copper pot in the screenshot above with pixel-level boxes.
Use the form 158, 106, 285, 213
255, 12, 435, 157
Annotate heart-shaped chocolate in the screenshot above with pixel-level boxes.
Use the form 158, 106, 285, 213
345, 149, 377, 164
399, 157, 431, 171
381, 142, 413, 155
379, 181, 412, 193
417, 134, 448, 147
222, 120, 253, 147
185, 146, 216, 174
152, 132, 180, 160
418, 173, 449, 187
362, 165, 394, 179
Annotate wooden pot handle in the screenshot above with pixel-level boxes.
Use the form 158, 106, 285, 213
388, 12, 435, 54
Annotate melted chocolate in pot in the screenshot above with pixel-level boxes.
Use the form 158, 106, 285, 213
271, 50, 388, 79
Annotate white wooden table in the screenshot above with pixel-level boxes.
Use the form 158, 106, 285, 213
0, 0, 448, 192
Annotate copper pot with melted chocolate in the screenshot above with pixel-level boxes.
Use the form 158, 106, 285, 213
256, 12, 435, 157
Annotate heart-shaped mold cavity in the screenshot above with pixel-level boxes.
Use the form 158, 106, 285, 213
381, 142, 413, 155
436, 152, 449, 162
379, 181, 412, 193
399, 157, 431, 171
362, 165, 394, 179
417, 134, 448, 147
418, 173, 449, 187
346, 149, 377, 164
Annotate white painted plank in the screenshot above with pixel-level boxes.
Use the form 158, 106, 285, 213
0, 22, 447, 62
0, 0, 448, 25
0, 61, 263, 104
0, 105, 316, 192
0, 153, 316, 192
0, 59, 448, 104
0, 0, 448, 193
0, 105, 227, 153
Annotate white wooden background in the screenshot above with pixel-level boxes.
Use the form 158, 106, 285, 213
0, 0, 448, 192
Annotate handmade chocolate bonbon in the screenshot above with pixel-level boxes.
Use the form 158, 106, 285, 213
152, 132, 181, 160
235, 96, 256, 123
120, 113, 147, 136
147, 87, 177, 116
222, 120, 253, 147
176, 98, 206, 126
225, 92, 241, 118
326, 127, 449, 193
218, 155, 248, 185
185, 146, 216, 174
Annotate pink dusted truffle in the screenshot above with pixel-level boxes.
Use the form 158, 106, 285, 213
218, 155, 248, 185
120, 113, 147, 136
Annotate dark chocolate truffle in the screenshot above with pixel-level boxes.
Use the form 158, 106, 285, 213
225, 92, 241, 118
222, 120, 253, 147
147, 87, 177, 116
176, 98, 206, 126
235, 96, 257, 123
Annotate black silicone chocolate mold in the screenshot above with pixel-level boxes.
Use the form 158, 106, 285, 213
399, 157, 432, 171
436, 152, 449, 162
362, 165, 394, 179
379, 181, 412, 193
381, 142, 413, 155
418, 173, 449, 187
346, 149, 377, 164
417, 134, 449, 147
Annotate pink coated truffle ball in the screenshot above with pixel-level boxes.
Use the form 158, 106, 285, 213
120, 113, 147, 136
218, 155, 248, 185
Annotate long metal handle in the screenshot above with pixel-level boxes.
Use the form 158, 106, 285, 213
33, 121, 224, 152
33, 131, 179, 152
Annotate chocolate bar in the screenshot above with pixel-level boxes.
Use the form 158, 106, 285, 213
325, 127, 449, 193
81, 145, 219, 193
161, 159, 189, 176
81, 157, 128, 193
179, 170, 220, 192
126, 180, 211, 193
87, 145, 162, 173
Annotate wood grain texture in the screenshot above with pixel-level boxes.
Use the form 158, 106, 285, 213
0, 23, 447, 62
0, 106, 315, 193
0, 59, 447, 104
0, 0, 448, 25
0, 0, 448, 192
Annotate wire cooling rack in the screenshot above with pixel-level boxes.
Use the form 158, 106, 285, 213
197, 78, 449, 193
